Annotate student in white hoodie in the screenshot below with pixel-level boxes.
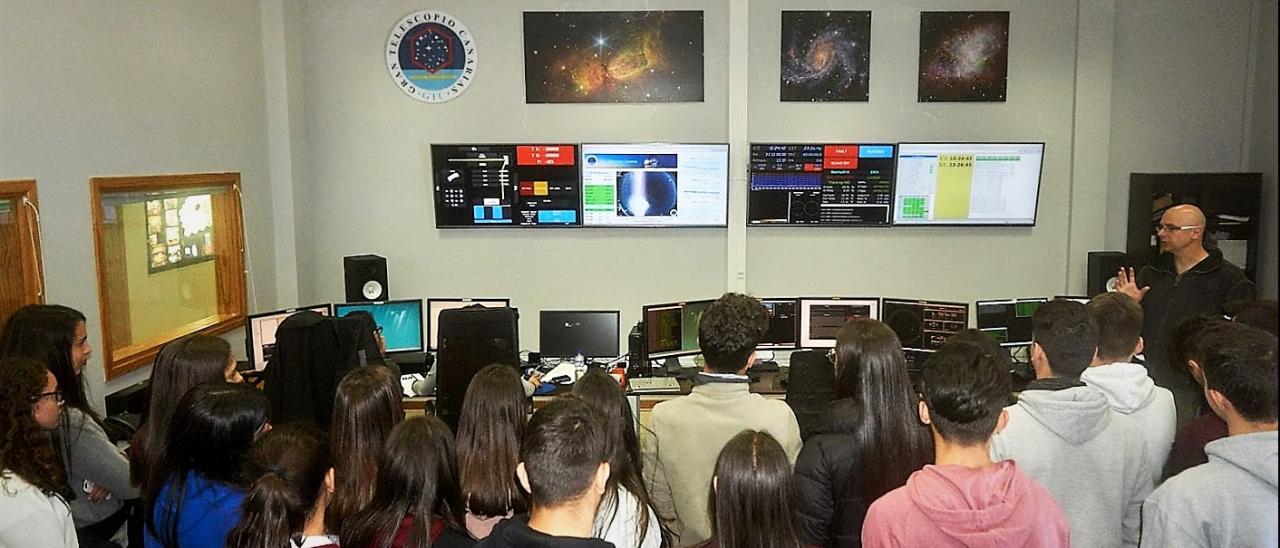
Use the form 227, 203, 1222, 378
1141, 322, 1278, 547
991, 299, 1153, 548
1083, 293, 1177, 481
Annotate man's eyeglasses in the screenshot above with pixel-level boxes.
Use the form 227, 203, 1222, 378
29, 390, 64, 404
826, 348, 837, 365
1155, 224, 1201, 234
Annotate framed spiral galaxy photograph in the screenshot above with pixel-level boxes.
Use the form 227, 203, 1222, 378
780, 11, 871, 102
522, 11, 704, 104
918, 11, 1010, 102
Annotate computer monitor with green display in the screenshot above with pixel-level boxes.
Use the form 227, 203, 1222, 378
893, 143, 1044, 226
976, 298, 1047, 346
642, 299, 714, 359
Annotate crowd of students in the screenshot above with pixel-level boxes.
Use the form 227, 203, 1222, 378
0, 291, 1275, 547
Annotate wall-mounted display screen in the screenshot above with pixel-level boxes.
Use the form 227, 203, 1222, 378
893, 143, 1044, 226
431, 144, 581, 227
748, 143, 896, 226
580, 143, 729, 227
146, 194, 215, 273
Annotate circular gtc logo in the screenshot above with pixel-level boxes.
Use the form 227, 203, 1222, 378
386, 11, 476, 103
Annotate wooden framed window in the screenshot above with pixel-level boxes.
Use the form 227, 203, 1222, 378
90, 173, 247, 379
0, 179, 44, 329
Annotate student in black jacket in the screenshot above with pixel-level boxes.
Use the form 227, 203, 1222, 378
792, 320, 932, 548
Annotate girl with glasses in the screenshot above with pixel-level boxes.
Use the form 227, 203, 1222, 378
0, 357, 77, 546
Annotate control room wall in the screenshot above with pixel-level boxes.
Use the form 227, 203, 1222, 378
290, 0, 731, 349
744, 0, 1080, 305
0, 0, 275, 407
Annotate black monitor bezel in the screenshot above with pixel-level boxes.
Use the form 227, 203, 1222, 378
430, 143, 583, 229
244, 303, 332, 370
797, 297, 883, 349
578, 142, 731, 228
333, 298, 426, 354
880, 297, 970, 352
974, 297, 1049, 347
538, 310, 622, 359
641, 299, 715, 359
745, 142, 898, 228
891, 141, 1046, 227
425, 297, 512, 351
757, 297, 801, 350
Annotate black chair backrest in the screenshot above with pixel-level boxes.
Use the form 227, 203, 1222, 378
262, 311, 382, 429
785, 349, 836, 441
436, 306, 520, 432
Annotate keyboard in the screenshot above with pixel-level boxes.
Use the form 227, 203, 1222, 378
628, 377, 682, 394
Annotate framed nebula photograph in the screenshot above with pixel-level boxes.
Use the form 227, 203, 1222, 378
522, 11, 704, 103
918, 11, 1009, 102
780, 11, 871, 102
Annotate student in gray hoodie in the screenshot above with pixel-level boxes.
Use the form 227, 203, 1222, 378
991, 299, 1153, 548
1083, 293, 1177, 482
1141, 322, 1278, 547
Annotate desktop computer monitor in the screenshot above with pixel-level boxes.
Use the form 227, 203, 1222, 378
758, 298, 800, 349
799, 298, 880, 348
333, 299, 424, 353
1055, 295, 1092, 305
976, 298, 1048, 346
642, 299, 714, 359
881, 298, 969, 352
539, 311, 621, 359
245, 304, 331, 371
427, 298, 511, 350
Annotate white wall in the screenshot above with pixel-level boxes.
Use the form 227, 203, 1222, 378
290, 0, 732, 348
0, 1, 276, 404
1248, 0, 1278, 298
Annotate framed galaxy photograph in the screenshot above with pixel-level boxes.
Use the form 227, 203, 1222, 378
918, 11, 1009, 102
523, 11, 704, 103
780, 11, 871, 102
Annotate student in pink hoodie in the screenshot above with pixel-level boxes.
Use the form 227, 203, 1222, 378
862, 333, 1069, 548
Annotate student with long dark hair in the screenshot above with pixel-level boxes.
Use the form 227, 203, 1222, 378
573, 369, 664, 548
1, 304, 139, 545
227, 424, 336, 548
704, 430, 800, 548
144, 383, 270, 548
341, 415, 472, 548
793, 319, 932, 547
0, 357, 77, 546
328, 365, 406, 529
132, 334, 241, 488
455, 364, 528, 539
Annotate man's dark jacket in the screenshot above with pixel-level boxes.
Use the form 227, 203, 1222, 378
1137, 248, 1255, 393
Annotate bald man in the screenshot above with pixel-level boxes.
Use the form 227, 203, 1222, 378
1116, 204, 1255, 424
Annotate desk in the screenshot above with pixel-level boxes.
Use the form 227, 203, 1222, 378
403, 370, 789, 416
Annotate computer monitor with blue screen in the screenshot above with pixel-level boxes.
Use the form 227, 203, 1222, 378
246, 304, 331, 371
893, 143, 1045, 226
334, 299, 424, 353
798, 297, 880, 348
427, 298, 511, 350
580, 143, 729, 227
539, 311, 620, 359
643, 299, 714, 359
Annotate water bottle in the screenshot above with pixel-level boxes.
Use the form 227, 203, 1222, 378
574, 352, 587, 381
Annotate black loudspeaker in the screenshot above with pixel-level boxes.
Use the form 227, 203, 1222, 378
343, 254, 388, 302
1087, 251, 1130, 297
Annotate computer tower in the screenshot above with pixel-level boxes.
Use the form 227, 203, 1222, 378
436, 306, 520, 432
